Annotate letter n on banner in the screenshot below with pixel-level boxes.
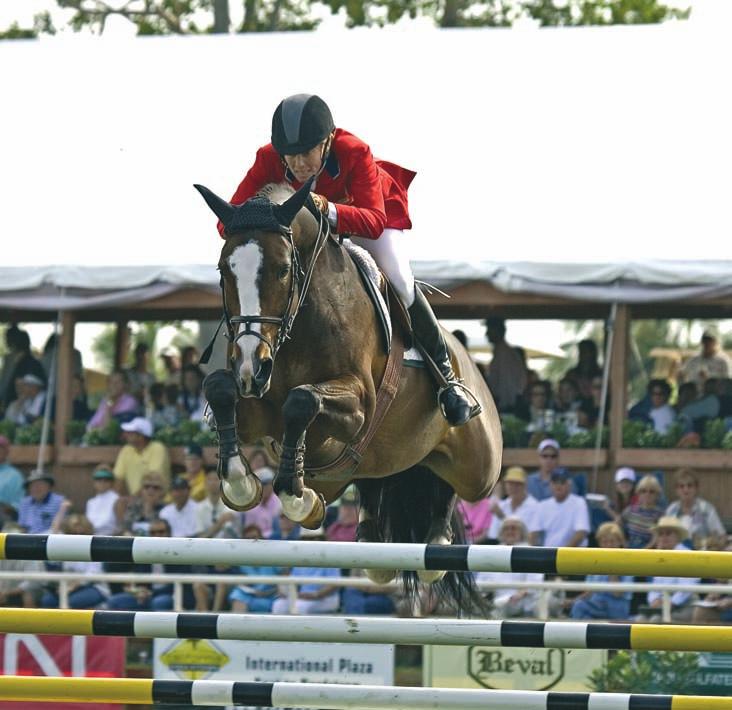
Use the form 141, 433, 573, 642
0, 634, 125, 710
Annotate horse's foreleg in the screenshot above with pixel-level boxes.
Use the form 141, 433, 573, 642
417, 492, 457, 584
277, 379, 365, 529
203, 370, 262, 512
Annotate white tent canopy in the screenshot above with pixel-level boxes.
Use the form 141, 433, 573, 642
2, 20, 732, 267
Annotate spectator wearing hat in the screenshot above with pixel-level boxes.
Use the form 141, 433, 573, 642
18, 470, 67, 535
0, 435, 24, 518
488, 467, 539, 539
665, 468, 726, 550
3, 374, 46, 426
477, 518, 544, 618
113, 417, 170, 496
182, 443, 207, 502
160, 477, 201, 538
116, 471, 167, 536
600, 467, 637, 525
621, 474, 665, 549
570, 523, 634, 620
85, 465, 119, 535
483, 318, 527, 413
638, 516, 700, 622
244, 467, 282, 539
529, 469, 590, 548
271, 526, 341, 615
527, 440, 577, 501
680, 329, 730, 391
87, 370, 139, 432
326, 487, 359, 543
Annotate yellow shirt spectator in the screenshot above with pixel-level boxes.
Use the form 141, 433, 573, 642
183, 443, 207, 502
114, 418, 171, 495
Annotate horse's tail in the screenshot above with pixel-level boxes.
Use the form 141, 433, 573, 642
357, 465, 489, 618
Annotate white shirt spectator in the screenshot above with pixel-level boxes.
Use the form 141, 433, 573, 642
488, 495, 539, 539
476, 569, 544, 616
160, 499, 201, 538
649, 404, 676, 435
85, 489, 119, 535
530, 493, 590, 548
648, 543, 700, 607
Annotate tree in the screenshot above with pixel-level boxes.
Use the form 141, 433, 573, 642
1, 0, 689, 38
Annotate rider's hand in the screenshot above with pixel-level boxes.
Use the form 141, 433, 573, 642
311, 193, 329, 215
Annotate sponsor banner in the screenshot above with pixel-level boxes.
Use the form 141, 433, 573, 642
0, 634, 125, 710
694, 652, 732, 693
154, 638, 394, 710
424, 645, 606, 692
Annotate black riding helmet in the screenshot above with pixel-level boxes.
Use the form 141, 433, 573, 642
271, 94, 335, 156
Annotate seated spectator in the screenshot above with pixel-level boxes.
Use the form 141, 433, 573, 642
148, 382, 181, 431
621, 474, 664, 549
40, 515, 109, 609
107, 518, 195, 610
243, 467, 282, 539
457, 494, 493, 544
68, 374, 92, 423
520, 380, 556, 432
602, 467, 637, 524
565, 339, 602, 400
3, 329, 46, 411
228, 524, 282, 613
113, 417, 171, 495
125, 343, 155, 404
160, 477, 201, 538
680, 329, 730, 391
665, 468, 726, 550
86, 370, 139, 431
271, 526, 341, 614
116, 471, 167, 536
529, 469, 590, 548
179, 365, 207, 421
638, 516, 699, 622
647, 379, 676, 434
182, 443, 207, 502
196, 469, 241, 540
4, 374, 46, 426
488, 467, 538, 539
0, 435, 25, 520
692, 579, 732, 625
527, 439, 577, 501
556, 377, 582, 415
676, 381, 697, 413
0, 522, 45, 607
326, 486, 359, 542
342, 568, 396, 616
0, 326, 26, 410
85, 466, 119, 535
477, 517, 543, 618
570, 523, 633, 620
679, 378, 721, 434
18, 470, 67, 534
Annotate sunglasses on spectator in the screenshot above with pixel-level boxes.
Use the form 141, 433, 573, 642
541, 453, 558, 459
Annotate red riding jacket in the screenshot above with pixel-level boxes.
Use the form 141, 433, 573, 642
218, 128, 415, 240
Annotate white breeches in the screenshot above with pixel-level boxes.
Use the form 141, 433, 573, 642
350, 228, 415, 307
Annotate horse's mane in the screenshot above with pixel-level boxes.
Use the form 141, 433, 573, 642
258, 182, 295, 205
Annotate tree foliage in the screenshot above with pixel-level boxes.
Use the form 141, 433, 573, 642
1, 0, 689, 38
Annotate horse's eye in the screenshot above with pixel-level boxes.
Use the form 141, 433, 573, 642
278, 265, 290, 280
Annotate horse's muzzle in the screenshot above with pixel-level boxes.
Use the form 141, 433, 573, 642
236, 355, 273, 398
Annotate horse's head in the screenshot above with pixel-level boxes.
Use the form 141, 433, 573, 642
194, 179, 321, 398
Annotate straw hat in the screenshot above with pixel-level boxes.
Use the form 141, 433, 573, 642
503, 467, 527, 484
653, 516, 688, 538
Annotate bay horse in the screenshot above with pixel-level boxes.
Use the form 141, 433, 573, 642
194, 179, 502, 603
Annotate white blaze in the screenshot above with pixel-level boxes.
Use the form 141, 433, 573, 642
228, 243, 263, 380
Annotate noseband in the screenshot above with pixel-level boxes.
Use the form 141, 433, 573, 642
200, 208, 331, 370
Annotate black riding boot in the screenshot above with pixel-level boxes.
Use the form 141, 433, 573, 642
408, 287, 480, 426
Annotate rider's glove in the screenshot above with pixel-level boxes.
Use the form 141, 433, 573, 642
311, 193, 329, 215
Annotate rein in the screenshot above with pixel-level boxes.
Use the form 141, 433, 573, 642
200, 208, 332, 368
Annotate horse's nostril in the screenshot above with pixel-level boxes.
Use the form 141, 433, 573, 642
253, 357, 273, 386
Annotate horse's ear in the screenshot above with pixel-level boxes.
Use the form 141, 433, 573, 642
273, 176, 315, 227
193, 184, 235, 228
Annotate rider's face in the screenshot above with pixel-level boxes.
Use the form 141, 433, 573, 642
284, 142, 326, 183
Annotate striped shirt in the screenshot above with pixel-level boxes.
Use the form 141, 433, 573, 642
621, 504, 664, 549
18, 492, 66, 534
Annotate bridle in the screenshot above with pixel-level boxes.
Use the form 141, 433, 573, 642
200, 206, 332, 370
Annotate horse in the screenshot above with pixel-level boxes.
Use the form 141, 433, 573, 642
194, 178, 502, 608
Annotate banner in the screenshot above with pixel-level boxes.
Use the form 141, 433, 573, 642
424, 645, 606, 692
0, 634, 125, 710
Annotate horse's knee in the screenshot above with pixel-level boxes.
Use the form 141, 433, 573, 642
204, 369, 238, 421
283, 386, 321, 429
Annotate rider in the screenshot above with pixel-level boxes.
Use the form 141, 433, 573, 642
218, 93, 476, 427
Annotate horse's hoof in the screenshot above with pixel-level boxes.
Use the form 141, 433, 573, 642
279, 489, 326, 529
417, 569, 447, 584
220, 476, 262, 512
366, 568, 398, 584
299, 492, 326, 530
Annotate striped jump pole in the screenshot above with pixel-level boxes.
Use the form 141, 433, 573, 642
1, 534, 729, 578
0, 677, 730, 709
2, 609, 732, 653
